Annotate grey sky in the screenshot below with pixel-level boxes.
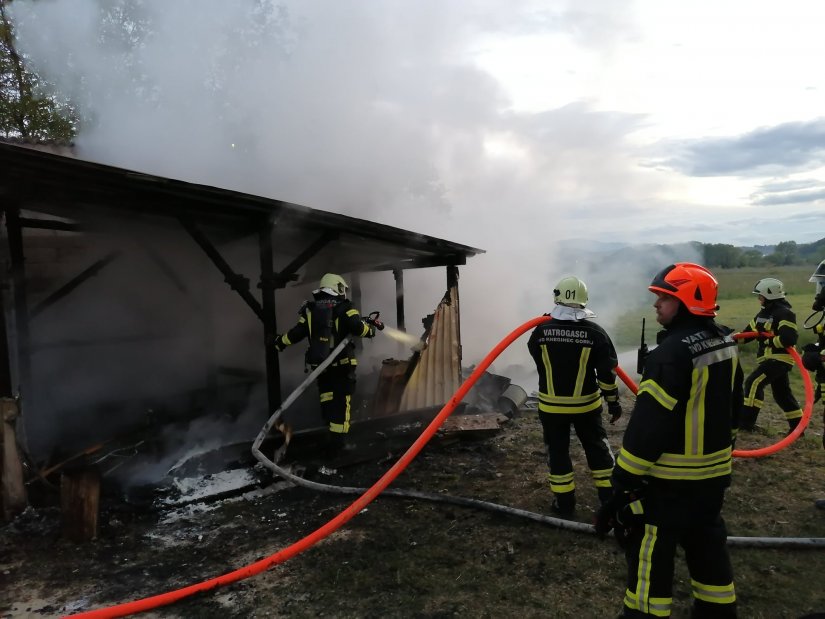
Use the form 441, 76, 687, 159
7, 0, 825, 369
660, 119, 825, 177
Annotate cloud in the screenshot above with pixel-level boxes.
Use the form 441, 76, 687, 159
752, 187, 825, 206
658, 118, 825, 177
757, 177, 823, 193
8, 1, 819, 340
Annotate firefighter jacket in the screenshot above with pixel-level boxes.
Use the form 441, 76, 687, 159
741, 298, 798, 365
613, 316, 743, 494
275, 292, 374, 367
527, 309, 620, 415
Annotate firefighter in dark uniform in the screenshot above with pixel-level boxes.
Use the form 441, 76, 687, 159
801, 260, 825, 509
738, 277, 802, 433
596, 262, 741, 618
274, 273, 376, 457
527, 276, 622, 517
802, 260, 825, 421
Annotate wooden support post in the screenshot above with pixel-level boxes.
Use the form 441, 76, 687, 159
1, 397, 27, 520
393, 268, 406, 332
393, 268, 406, 359
258, 216, 281, 411
351, 272, 363, 355
60, 467, 100, 542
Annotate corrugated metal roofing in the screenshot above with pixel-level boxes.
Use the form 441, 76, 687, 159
398, 286, 461, 411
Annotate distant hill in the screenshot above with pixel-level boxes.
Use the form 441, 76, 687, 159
557, 237, 825, 269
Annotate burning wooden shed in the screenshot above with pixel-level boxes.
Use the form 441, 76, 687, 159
0, 141, 493, 522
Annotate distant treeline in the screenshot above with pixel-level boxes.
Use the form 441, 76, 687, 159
701, 237, 825, 269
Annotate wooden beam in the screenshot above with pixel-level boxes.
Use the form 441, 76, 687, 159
1, 398, 27, 520
60, 467, 100, 542
179, 216, 264, 320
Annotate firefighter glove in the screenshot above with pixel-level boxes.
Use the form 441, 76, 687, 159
594, 489, 627, 539
607, 401, 622, 424
594, 489, 642, 548
274, 336, 286, 352
594, 498, 617, 539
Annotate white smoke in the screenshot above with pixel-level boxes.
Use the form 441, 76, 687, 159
8, 1, 681, 420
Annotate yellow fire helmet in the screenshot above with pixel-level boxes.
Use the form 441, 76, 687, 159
319, 273, 348, 296
554, 276, 588, 308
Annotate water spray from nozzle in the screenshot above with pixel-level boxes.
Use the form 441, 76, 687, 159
381, 325, 422, 347
365, 311, 423, 351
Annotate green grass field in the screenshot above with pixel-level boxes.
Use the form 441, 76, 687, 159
613, 265, 820, 347
611, 264, 822, 400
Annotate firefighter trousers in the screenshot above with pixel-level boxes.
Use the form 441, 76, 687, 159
316, 364, 356, 437
622, 487, 736, 618
742, 360, 801, 427
538, 409, 614, 511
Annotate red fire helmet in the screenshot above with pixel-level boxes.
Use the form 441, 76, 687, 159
648, 262, 719, 317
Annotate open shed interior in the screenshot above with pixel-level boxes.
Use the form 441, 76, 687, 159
0, 142, 490, 498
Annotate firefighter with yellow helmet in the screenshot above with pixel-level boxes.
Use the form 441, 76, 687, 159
596, 262, 741, 618
738, 277, 802, 433
527, 275, 622, 517
274, 273, 377, 458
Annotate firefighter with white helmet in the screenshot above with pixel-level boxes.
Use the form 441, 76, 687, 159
810, 259, 825, 311
803, 260, 825, 401
596, 262, 741, 618
527, 275, 622, 517
274, 273, 377, 459
801, 259, 825, 509
739, 277, 802, 433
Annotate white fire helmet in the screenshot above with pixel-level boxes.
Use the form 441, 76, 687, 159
809, 260, 825, 294
753, 277, 785, 300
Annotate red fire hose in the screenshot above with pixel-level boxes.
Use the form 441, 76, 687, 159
730, 332, 813, 458
67, 316, 553, 618
615, 331, 814, 459
65, 322, 813, 618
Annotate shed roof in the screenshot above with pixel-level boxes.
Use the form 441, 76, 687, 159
0, 142, 484, 280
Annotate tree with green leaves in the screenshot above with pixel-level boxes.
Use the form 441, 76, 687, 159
0, 0, 77, 141
766, 240, 800, 266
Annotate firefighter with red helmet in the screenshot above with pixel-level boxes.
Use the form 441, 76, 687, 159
274, 273, 377, 458
738, 277, 802, 433
596, 263, 742, 618
527, 276, 622, 517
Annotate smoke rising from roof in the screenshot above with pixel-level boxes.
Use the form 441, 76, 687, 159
8, 1, 699, 459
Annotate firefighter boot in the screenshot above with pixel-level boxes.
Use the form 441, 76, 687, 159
739, 406, 758, 432
550, 491, 575, 517
597, 487, 614, 507
786, 416, 804, 437
321, 431, 346, 461
815, 499, 825, 510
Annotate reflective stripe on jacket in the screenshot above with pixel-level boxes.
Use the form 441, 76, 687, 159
614, 319, 743, 491
276, 293, 372, 365
527, 317, 619, 414
744, 299, 798, 365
